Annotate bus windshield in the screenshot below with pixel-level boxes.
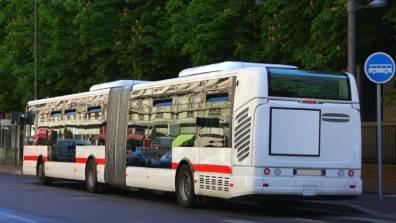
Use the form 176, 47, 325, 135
268, 68, 351, 101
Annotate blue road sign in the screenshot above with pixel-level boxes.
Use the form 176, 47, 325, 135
364, 52, 395, 84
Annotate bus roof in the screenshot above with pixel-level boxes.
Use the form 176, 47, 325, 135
27, 89, 110, 106
89, 80, 150, 91
27, 62, 298, 106
27, 80, 150, 106
179, 61, 297, 77
133, 62, 297, 91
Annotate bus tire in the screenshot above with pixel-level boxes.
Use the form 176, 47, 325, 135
85, 158, 98, 193
176, 164, 196, 208
37, 160, 51, 185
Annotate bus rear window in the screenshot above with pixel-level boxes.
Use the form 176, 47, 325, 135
268, 68, 351, 101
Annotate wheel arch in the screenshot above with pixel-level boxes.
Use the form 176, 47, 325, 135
175, 158, 194, 186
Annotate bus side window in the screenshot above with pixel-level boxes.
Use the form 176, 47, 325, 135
128, 86, 175, 169
195, 117, 229, 147
148, 86, 175, 169
193, 77, 232, 148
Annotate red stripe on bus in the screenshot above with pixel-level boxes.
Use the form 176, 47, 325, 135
193, 164, 232, 174
24, 155, 38, 161
171, 162, 232, 174
23, 155, 47, 161
96, 158, 106, 165
75, 157, 106, 165
75, 157, 88, 163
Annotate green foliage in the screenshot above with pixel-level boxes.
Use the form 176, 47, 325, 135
0, 0, 34, 111
165, 0, 260, 65
0, 0, 394, 111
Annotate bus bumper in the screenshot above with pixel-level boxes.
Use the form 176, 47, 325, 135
230, 175, 362, 198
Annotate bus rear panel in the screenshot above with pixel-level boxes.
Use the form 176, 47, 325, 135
230, 67, 361, 198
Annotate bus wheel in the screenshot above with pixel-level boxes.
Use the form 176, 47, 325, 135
176, 165, 196, 208
85, 159, 98, 193
37, 160, 51, 185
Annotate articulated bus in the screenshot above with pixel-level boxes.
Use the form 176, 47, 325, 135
23, 62, 362, 207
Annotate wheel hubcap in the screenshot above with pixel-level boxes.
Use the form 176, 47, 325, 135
180, 172, 191, 200
88, 167, 94, 186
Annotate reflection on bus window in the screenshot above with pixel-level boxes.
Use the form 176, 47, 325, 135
194, 117, 230, 147
126, 128, 145, 166
53, 139, 91, 162
127, 77, 233, 168
27, 93, 108, 163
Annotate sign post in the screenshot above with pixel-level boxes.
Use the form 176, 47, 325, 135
364, 52, 395, 202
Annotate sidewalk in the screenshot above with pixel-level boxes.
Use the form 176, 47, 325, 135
0, 162, 22, 175
307, 193, 396, 221
351, 193, 396, 219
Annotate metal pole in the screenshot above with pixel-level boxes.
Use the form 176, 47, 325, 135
376, 84, 383, 202
0, 126, 2, 159
34, 0, 38, 100
347, 0, 357, 76
0, 126, 3, 162
16, 124, 21, 168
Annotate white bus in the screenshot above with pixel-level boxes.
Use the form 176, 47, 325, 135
23, 62, 362, 207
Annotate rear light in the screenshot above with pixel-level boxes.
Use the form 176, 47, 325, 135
274, 168, 281, 176
337, 169, 344, 177
302, 100, 317, 104
348, 170, 355, 177
263, 183, 269, 187
350, 185, 356, 189
264, 168, 271, 176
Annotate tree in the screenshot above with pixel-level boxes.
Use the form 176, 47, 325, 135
117, 0, 183, 81
0, 0, 34, 110
0, 0, 394, 111
165, 0, 261, 65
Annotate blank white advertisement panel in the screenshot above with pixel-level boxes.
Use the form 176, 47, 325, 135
270, 108, 320, 156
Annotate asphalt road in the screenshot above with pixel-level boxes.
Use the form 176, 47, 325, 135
0, 174, 391, 223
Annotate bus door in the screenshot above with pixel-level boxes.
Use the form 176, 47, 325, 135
105, 87, 130, 187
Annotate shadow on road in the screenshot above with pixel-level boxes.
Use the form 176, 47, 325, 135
42, 179, 367, 220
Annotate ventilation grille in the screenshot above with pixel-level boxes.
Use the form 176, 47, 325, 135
234, 107, 251, 161
321, 113, 350, 123
199, 175, 230, 192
